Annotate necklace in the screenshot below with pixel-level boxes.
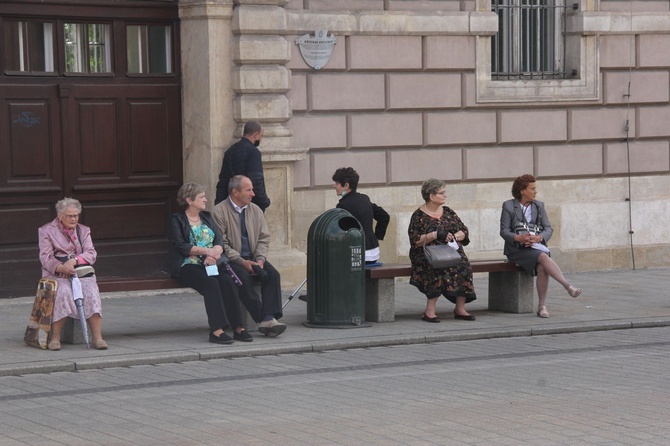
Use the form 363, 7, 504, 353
187, 214, 200, 223
423, 204, 442, 216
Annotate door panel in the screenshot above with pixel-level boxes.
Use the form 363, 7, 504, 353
84, 201, 168, 240
9, 102, 52, 178
78, 100, 119, 176
0, 86, 63, 194
0, 205, 52, 246
129, 100, 170, 175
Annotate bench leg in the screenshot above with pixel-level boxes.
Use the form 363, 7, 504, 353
488, 271, 534, 313
60, 317, 89, 345
365, 277, 395, 322
235, 285, 261, 332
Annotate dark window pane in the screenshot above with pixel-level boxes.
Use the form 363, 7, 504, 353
4, 22, 22, 71
148, 26, 169, 73
4, 21, 54, 73
127, 25, 172, 74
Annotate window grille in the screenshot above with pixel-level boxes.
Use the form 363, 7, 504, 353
64, 23, 111, 73
491, 0, 568, 80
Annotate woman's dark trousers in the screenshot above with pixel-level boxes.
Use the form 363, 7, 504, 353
176, 264, 243, 332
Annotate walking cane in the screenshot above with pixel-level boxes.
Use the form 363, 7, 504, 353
282, 278, 307, 309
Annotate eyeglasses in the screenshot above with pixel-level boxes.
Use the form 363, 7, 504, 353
433, 191, 447, 196
63, 214, 80, 219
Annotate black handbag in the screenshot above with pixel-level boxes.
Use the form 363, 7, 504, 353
423, 243, 461, 269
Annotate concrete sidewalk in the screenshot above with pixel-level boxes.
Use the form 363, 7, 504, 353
2, 268, 670, 377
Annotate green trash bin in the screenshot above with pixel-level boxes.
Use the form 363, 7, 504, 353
303, 208, 370, 328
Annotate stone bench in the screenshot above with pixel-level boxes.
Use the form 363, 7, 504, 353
365, 260, 534, 322
61, 277, 259, 345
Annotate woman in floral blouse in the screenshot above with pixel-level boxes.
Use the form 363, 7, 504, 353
408, 179, 477, 323
163, 183, 252, 344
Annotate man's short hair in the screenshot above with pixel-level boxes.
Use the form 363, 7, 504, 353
228, 175, 248, 194
243, 121, 262, 136
332, 167, 359, 192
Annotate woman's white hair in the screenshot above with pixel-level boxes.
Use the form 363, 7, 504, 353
55, 197, 82, 215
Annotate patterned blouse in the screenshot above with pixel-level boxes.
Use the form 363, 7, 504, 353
181, 223, 216, 267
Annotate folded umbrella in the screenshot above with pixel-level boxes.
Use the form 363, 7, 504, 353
70, 275, 90, 349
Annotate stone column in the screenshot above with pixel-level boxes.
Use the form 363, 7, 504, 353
179, 0, 306, 288
233, 0, 307, 287
179, 0, 236, 198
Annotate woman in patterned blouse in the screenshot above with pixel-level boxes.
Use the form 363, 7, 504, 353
408, 179, 477, 323
163, 183, 252, 344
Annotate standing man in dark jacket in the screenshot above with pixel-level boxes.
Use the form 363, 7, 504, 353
215, 121, 271, 210
332, 167, 390, 265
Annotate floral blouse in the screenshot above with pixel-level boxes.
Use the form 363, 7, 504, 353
181, 223, 216, 267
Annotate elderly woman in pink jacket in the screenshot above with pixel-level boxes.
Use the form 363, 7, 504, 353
38, 198, 107, 351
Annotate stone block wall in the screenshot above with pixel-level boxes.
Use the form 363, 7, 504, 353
282, 0, 670, 272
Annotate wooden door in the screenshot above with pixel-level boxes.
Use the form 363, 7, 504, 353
0, 2, 182, 297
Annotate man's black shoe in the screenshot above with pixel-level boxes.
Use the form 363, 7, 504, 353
209, 332, 234, 345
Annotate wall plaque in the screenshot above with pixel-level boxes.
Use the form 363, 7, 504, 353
296, 30, 336, 70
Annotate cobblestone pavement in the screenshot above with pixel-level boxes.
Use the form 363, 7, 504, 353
2, 268, 670, 378
0, 326, 669, 445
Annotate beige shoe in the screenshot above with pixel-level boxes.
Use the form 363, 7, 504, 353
258, 318, 286, 337
92, 339, 108, 350
567, 286, 582, 298
48, 340, 61, 351
537, 306, 550, 318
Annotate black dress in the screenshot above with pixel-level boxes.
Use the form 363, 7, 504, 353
408, 206, 476, 303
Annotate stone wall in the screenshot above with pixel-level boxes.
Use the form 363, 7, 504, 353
283, 0, 670, 272
178, 0, 670, 282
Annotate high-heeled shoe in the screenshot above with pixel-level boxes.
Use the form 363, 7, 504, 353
537, 306, 550, 318
567, 286, 582, 298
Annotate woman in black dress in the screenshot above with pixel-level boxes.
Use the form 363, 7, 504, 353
408, 178, 476, 322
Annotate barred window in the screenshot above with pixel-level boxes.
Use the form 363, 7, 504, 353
491, 0, 568, 80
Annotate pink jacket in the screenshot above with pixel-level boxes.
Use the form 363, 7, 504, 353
38, 218, 97, 277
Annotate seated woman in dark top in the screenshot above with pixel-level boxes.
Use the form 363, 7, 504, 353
408, 178, 476, 322
162, 182, 252, 344
332, 167, 390, 266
